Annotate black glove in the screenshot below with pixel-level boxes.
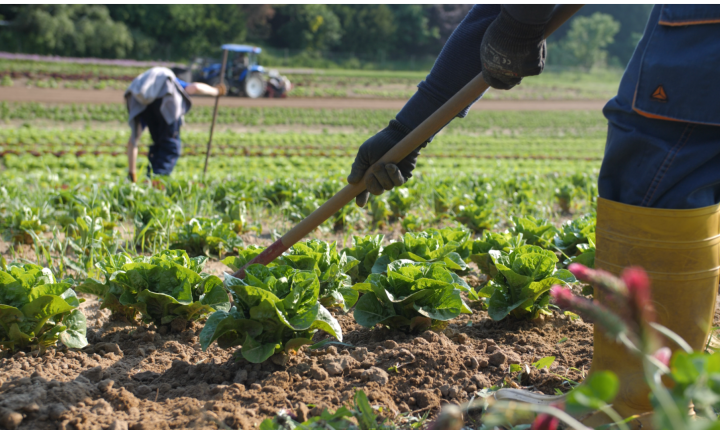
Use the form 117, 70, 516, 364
480, 7, 547, 90
347, 120, 427, 207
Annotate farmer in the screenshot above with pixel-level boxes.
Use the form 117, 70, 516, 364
347, 4, 720, 427
125, 67, 225, 182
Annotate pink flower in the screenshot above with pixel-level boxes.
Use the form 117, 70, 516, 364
550, 285, 574, 309
568, 263, 592, 282
531, 413, 559, 430
653, 347, 672, 366
622, 266, 656, 324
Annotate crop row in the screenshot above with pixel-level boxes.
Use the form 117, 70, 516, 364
0, 128, 606, 159
0, 102, 608, 136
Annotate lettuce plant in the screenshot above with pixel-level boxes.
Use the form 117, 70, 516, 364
77, 250, 229, 326
510, 216, 557, 247
454, 203, 496, 234
481, 245, 576, 321
224, 241, 361, 312
343, 234, 383, 282
372, 228, 471, 275
462, 231, 525, 279
553, 214, 595, 254
1, 264, 87, 353
170, 216, 244, 257
200, 265, 342, 363
353, 260, 475, 331
276, 240, 360, 312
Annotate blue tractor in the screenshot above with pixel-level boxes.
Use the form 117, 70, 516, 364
194, 44, 267, 98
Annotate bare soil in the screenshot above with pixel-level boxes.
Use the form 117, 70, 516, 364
0, 294, 594, 430
0, 87, 607, 111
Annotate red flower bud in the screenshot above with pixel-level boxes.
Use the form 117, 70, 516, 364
531, 413, 559, 430
653, 347, 672, 366
568, 263, 591, 282
622, 266, 656, 325
550, 285, 574, 309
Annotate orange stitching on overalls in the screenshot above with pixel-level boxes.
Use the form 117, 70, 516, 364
641, 123, 696, 207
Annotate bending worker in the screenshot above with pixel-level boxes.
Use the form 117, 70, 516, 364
125, 67, 224, 182
347, 4, 720, 427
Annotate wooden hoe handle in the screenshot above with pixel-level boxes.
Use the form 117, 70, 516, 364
232, 4, 584, 278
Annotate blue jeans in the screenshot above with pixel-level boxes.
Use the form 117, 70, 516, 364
599, 5, 720, 209
138, 98, 183, 176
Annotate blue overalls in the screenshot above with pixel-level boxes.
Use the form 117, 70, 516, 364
598, 5, 720, 209
138, 78, 189, 176
395, 4, 720, 210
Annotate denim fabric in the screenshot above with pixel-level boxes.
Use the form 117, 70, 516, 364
599, 5, 720, 209
137, 98, 183, 176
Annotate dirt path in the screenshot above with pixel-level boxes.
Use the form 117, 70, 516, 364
0, 87, 607, 111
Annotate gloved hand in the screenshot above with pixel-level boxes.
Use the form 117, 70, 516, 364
214, 83, 227, 96
347, 120, 426, 207
480, 7, 547, 90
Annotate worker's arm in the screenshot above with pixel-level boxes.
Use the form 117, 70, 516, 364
347, 5, 555, 207
127, 119, 142, 183
184, 82, 226, 97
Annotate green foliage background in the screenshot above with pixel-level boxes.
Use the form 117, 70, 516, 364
0, 5, 652, 69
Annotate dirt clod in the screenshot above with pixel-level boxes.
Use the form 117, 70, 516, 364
296, 404, 310, 422
109, 419, 129, 430
309, 367, 329, 381
0, 408, 22, 430
47, 404, 69, 420
382, 340, 399, 349
361, 367, 389, 385
489, 351, 507, 366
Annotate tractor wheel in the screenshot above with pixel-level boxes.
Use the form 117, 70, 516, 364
243, 73, 266, 99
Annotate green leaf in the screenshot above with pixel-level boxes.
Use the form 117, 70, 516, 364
75, 278, 107, 297
21, 295, 74, 320
338, 287, 359, 310
199, 310, 262, 351
0, 304, 24, 327
354, 390, 377, 430
309, 305, 343, 341
353, 292, 395, 328
58, 309, 88, 349
566, 371, 619, 413
533, 356, 556, 370
242, 334, 279, 363
413, 286, 463, 321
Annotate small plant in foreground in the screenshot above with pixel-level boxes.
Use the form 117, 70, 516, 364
481, 245, 576, 321
475, 264, 720, 430
1, 263, 87, 354
77, 250, 229, 326
372, 227, 471, 275
200, 265, 342, 363
353, 260, 475, 331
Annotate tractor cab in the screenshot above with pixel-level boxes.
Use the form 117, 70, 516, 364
196, 44, 267, 98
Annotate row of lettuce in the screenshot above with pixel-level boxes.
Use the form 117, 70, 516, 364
0, 216, 595, 362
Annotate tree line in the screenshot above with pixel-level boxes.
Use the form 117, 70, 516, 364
0, 4, 652, 69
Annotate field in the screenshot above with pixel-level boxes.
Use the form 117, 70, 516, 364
0, 58, 623, 101
2, 59, 717, 430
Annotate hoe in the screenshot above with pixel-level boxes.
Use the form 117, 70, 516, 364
232, 4, 584, 280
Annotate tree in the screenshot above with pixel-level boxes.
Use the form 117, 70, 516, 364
560, 12, 621, 69
107, 5, 247, 60
549, 5, 651, 67
329, 5, 396, 55
269, 5, 342, 51
388, 5, 439, 56
2, 5, 133, 58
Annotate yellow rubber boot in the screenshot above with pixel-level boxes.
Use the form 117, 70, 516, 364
495, 198, 720, 428
585, 197, 720, 426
